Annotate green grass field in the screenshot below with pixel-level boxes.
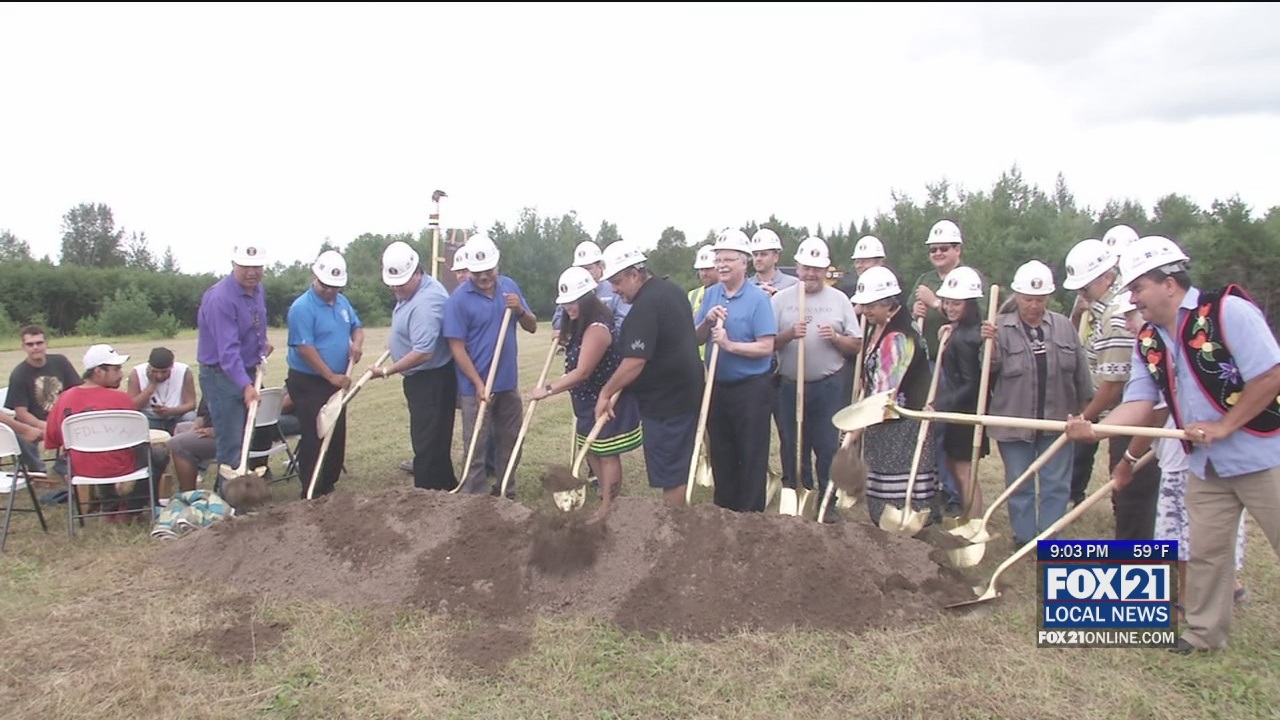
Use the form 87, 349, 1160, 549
0, 325, 1276, 719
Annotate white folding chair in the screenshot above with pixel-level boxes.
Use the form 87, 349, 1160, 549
61, 410, 154, 536
0, 423, 48, 552
0, 387, 15, 418
249, 387, 299, 482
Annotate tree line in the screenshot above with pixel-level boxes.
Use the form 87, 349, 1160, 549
2, 165, 1277, 339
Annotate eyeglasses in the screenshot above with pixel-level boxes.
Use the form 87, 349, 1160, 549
929, 244, 958, 255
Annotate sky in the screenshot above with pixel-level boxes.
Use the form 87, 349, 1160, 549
2, 2, 1279, 275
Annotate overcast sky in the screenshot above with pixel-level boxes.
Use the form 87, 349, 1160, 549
2, 2, 1278, 275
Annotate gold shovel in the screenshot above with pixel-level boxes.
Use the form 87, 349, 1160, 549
304, 351, 390, 500
953, 284, 1000, 527
451, 307, 514, 495
544, 391, 620, 512
499, 337, 560, 499
685, 319, 722, 505
878, 326, 951, 536
944, 454, 1152, 610
781, 289, 806, 516
820, 314, 868, 522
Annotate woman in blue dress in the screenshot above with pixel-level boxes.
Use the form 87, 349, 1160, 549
530, 267, 643, 522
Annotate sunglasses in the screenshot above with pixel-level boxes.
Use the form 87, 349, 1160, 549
929, 244, 959, 254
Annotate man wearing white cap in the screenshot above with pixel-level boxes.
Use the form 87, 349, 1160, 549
980, 260, 1092, 546
375, 240, 457, 490
694, 229, 779, 513
748, 228, 798, 297
1067, 237, 1280, 655
688, 244, 718, 362
552, 240, 630, 332
444, 234, 538, 497
772, 237, 862, 520
196, 243, 274, 473
44, 345, 164, 521
285, 250, 365, 498
1062, 236, 1159, 536
596, 239, 705, 506
850, 235, 888, 280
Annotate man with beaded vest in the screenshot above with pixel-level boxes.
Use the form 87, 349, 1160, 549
1067, 236, 1280, 655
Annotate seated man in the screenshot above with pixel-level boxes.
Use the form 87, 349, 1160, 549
5, 324, 81, 475
43, 344, 169, 520
127, 347, 198, 434
168, 394, 301, 494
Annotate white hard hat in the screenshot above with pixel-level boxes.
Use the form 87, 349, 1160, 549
450, 245, 470, 272
1113, 292, 1138, 316
1102, 224, 1140, 251
312, 250, 348, 288
849, 266, 902, 304
852, 235, 886, 259
750, 227, 783, 252
1010, 260, 1056, 296
1062, 239, 1117, 291
231, 243, 267, 267
465, 233, 501, 272
382, 241, 420, 287
1118, 236, 1190, 289
693, 244, 716, 270
794, 236, 831, 269
555, 266, 598, 305
714, 228, 753, 255
926, 219, 963, 245
937, 266, 983, 300
601, 239, 647, 279
572, 240, 603, 267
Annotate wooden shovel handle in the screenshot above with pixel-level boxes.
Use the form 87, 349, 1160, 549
234, 361, 267, 475
899, 326, 952, 528
454, 307, 514, 494
685, 318, 723, 504
500, 339, 560, 498
962, 284, 1001, 521
573, 391, 621, 478
795, 288, 806, 499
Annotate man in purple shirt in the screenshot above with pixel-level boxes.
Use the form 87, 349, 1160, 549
196, 243, 274, 472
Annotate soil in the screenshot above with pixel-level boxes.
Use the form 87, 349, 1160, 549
161, 487, 976, 673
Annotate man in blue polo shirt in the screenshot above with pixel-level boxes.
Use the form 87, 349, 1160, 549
694, 228, 779, 513
444, 234, 538, 497
285, 250, 364, 498
196, 243, 274, 473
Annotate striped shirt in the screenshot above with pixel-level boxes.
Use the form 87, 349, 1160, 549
1084, 283, 1134, 384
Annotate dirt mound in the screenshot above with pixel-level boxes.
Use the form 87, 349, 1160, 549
160, 487, 973, 645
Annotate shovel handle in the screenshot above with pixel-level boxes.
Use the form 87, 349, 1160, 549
500, 339, 560, 499
453, 307, 514, 494
686, 319, 723, 504
234, 361, 267, 475
975, 432, 1071, 528
899, 326, 951, 530
573, 391, 620, 478
898, 407, 1195, 441
795, 288, 806, 508
962, 284, 1001, 522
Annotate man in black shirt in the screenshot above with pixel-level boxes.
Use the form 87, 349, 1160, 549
5, 325, 81, 474
596, 240, 705, 506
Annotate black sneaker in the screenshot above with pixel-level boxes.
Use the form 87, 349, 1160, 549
1168, 638, 1199, 655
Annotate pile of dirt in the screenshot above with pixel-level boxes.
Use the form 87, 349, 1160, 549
162, 487, 974, 642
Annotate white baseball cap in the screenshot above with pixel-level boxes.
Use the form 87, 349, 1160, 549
83, 344, 129, 371
231, 243, 267, 267
849, 266, 902, 304
382, 241, 420, 287
936, 266, 983, 300
794, 236, 831, 269
556, 266, 598, 305
693, 244, 716, 270
572, 240, 603, 267
1011, 260, 1056, 296
465, 234, 501, 273
601, 240, 647, 279
312, 250, 348, 288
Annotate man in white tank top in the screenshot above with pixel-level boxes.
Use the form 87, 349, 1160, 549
127, 347, 198, 433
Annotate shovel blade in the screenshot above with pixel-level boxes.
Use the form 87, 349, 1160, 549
945, 585, 1001, 609
765, 471, 782, 507
835, 489, 858, 509
317, 390, 345, 439
778, 487, 798, 516
945, 542, 988, 569
831, 390, 896, 432
553, 486, 586, 513
878, 503, 928, 536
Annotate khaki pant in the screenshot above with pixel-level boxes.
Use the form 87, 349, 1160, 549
1184, 465, 1280, 649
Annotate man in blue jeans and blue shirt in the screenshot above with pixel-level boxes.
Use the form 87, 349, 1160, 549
196, 243, 274, 477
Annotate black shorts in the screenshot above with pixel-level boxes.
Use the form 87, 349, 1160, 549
640, 411, 699, 490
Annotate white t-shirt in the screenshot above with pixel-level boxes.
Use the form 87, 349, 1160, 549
132, 361, 189, 411
1153, 400, 1190, 474
771, 284, 861, 382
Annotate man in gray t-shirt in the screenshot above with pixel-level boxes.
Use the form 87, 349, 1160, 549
771, 237, 862, 519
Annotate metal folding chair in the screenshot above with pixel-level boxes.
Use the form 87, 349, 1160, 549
0, 423, 48, 552
61, 410, 154, 536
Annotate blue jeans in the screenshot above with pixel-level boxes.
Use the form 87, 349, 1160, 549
142, 408, 197, 434
777, 373, 845, 496
997, 433, 1073, 545
199, 365, 249, 467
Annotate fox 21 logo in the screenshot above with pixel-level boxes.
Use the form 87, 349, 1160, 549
1044, 565, 1171, 602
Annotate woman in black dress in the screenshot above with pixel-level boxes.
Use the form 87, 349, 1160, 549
929, 266, 989, 516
